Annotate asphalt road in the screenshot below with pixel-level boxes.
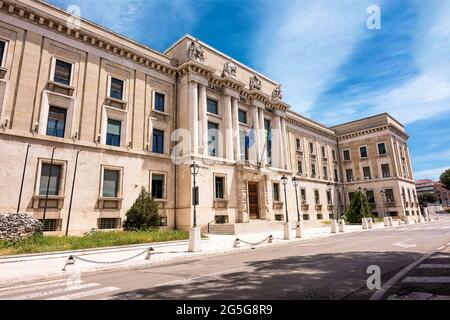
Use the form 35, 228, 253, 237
2, 215, 450, 300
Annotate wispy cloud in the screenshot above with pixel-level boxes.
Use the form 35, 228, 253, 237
414, 166, 448, 181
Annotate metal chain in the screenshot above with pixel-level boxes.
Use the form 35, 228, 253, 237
237, 236, 272, 246
72, 248, 151, 265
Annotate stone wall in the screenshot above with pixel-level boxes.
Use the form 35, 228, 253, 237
0, 213, 43, 242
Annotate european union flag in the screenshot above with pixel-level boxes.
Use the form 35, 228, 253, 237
246, 126, 256, 148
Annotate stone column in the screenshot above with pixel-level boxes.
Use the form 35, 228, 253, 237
281, 116, 288, 170
224, 95, 234, 160
232, 97, 240, 161
272, 114, 284, 169
259, 108, 266, 164
198, 84, 208, 156
189, 81, 199, 155
251, 105, 260, 163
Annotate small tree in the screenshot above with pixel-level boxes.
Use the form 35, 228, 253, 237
123, 187, 161, 231
440, 168, 450, 190
418, 192, 437, 206
344, 191, 371, 224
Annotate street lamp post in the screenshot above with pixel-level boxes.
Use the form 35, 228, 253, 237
189, 161, 201, 252
281, 175, 290, 240
292, 177, 304, 238
328, 181, 338, 233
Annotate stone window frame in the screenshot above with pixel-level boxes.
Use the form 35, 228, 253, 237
149, 170, 167, 200
359, 145, 369, 159
346, 168, 354, 182
39, 91, 76, 139
151, 127, 165, 154
272, 181, 281, 202
300, 188, 307, 204
377, 141, 387, 156
297, 159, 303, 176
238, 108, 248, 124
49, 55, 75, 87
101, 105, 128, 148
0, 38, 8, 68
152, 89, 169, 115
98, 165, 124, 210
342, 149, 351, 161
314, 189, 321, 205
213, 173, 229, 209
322, 165, 328, 180
207, 119, 221, 158
362, 165, 372, 180
107, 73, 128, 104
379, 162, 391, 179
206, 96, 220, 116
33, 158, 67, 210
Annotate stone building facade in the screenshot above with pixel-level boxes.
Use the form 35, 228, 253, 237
0, 0, 420, 234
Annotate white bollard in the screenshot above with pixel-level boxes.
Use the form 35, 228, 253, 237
367, 218, 374, 229
384, 217, 390, 227
362, 218, 368, 229
330, 219, 338, 233
339, 219, 346, 233
188, 227, 201, 252
284, 222, 291, 240
296, 221, 304, 238
419, 215, 425, 223
388, 217, 393, 226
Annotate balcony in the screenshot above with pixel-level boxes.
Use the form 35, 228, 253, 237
47, 80, 75, 96
105, 96, 127, 110
301, 203, 309, 211
32, 195, 65, 210
315, 204, 323, 211
213, 198, 229, 209
98, 197, 123, 210
273, 201, 284, 210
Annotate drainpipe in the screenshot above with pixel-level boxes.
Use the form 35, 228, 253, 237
173, 71, 179, 230
66, 150, 81, 236
17, 144, 31, 213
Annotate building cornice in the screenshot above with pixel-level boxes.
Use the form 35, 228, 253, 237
337, 124, 409, 141
1, 0, 177, 77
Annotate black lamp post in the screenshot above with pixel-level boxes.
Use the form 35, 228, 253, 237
327, 181, 335, 219
281, 175, 289, 223
292, 177, 300, 222
190, 161, 200, 228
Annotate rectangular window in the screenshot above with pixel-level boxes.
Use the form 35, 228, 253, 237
363, 166, 371, 180
297, 161, 303, 175
103, 169, 119, 198
332, 150, 336, 161
39, 219, 61, 232
273, 183, 280, 202
215, 176, 225, 199
0, 41, 5, 67
311, 164, 316, 177
327, 190, 332, 205
208, 122, 219, 157
314, 190, 320, 204
207, 98, 218, 114
378, 143, 387, 155
385, 189, 395, 203
239, 129, 249, 160
343, 150, 351, 161
323, 166, 328, 180
300, 189, 306, 203
106, 119, 121, 147
334, 168, 339, 182
264, 119, 272, 164
152, 129, 164, 154
360, 146, 368, 158
321, 146, 326, 158
154, 92, 165, 112
366, 190, 375, 204
381, 164, 391, 178
238, 110, 247, 124
296, 138, 301, 151
53, 59, 72, 86
98, 218, 120, 230
39, 164, 62, 196
151, 174, 164, 199
46, 106, 67, 138
309, 142, 314, 154
110, 77, 124, 100
346, 169, 353, 182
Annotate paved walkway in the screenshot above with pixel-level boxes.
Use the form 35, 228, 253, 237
0, 219, 436, 287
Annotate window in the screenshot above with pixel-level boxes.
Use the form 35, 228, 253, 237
106, 119, 121, 147
334, 168, 339, 182
215, 176, 225, 199
346, 169, 353, 182
154, 92, 165, 112
300, 189, 306, 203
332, 150, 336, 161
378, 143, 387, 155
208, 122, 219, 157
110, 77, 124, 100
363, 166, 371, 180
151, 174, 164, 199
303, 214, 310, 221
46, 106, 67, 138
39, 164, 62, 196
53, 59, 72, 85
366, 190, 375, 204
103, 169, 119, 198
360, 146, 368, 158
381, 164, 391, 178
264, 119, 272, 164
321, 146, 326, 158
309, 142, 314, 154
239, 129, 249, 160
297, 161, 303, 175
98, 218, 120, 230
311, 164, 316, 177
317, 214, 323, 220
273, 183, 280, 202
238, 110, 247, 124
314, 190, 320, 204
39, 219, 61, 232
343, 150, 351, 161
207, 98, 218, 114
152, 129, 164, 154
327, 190, 332, 205
0, 41, 5, 67
296, 139, 301, 151
385, 189, 395, 203
323, 166, 328, 180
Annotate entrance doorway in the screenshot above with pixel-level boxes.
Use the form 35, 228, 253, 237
248, 182, 260, 220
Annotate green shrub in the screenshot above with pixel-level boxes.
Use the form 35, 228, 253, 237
123, 187, 161, 231
344, 191, 373, 224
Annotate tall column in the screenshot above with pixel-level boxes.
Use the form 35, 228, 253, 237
259, 108, 266, 164
188, 81, 199, 155
251, 105, 260, 163
198, 84, 208, 156
272, 114, 284, 169
232, 97, 240, 161
224, 95, 234, 160
281, 116, 288, 170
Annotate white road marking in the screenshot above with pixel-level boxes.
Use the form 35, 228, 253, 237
0, 278, 69, 293
388, 292, 450, 300
393, 239, 417, 249
419, 264, 450, 269
438, 246, 446, 250
403, 277, 450, 283
429, 254, 450, 259
47, 286, 119, 300
0, 280, 77, 297
5, 283, 99, 300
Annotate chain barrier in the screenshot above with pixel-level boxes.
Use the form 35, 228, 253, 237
62, 247, 154, 271
234, 235, 273, 249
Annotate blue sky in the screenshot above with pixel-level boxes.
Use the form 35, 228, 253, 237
48, 0, 450, 180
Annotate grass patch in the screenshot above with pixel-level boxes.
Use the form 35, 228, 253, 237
0, 229, 189, 256
321, 221, 331, 225
373, 217, 385, 223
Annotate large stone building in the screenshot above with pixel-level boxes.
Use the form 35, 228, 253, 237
416, 179, 449, 205
0, 0, 420, 234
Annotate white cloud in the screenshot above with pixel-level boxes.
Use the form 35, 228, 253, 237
414, 166, 448, 181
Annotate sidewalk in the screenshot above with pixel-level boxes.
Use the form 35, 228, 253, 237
0, 220, 436, 287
